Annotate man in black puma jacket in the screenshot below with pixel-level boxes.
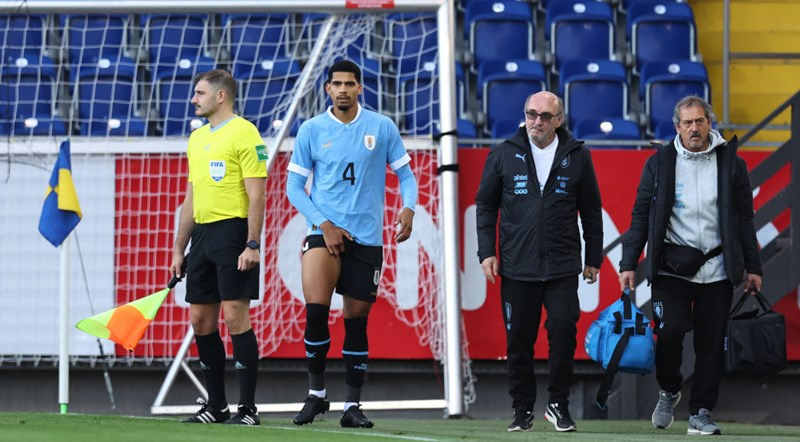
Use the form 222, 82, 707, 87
476, 91, 603, 433
618, 96, 762, 435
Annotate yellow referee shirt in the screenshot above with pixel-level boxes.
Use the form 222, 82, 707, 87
187, 116, 268, 224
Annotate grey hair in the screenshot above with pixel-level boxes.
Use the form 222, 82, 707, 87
672, 95, 715, 124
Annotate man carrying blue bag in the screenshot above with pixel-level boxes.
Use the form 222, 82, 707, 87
585, 288, 654, 409
618, 96, 762, 436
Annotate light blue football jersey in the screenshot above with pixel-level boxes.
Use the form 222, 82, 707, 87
288, 105, 411, 246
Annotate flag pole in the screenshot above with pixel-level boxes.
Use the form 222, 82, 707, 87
59, 235, 71, 414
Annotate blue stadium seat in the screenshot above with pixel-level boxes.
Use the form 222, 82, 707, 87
641, 61, 709, 135
143, 14, 208, 63
236, 59, 301, 134
546, 1, 615, 74
300, 13, 371, 59
479, 60, 547, 136
628, 2, 696, 74
0, 55, 67, 136
432, 118, 478, 140
573, 118, 641, 148
466, 1, 535, 73
387, 13, 438, 75
560, 60, 628, 131
224, 13, 293, 78
621, 0, 682, 14
75, 57, 147, 135
64, 15, 127, 64
654, 120, 677, 141
398, 62, 467, 135
491, 119, 524, 139
153, 57, 216, 135
0, 14, 47, 59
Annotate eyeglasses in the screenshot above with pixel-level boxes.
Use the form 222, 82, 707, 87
525, 110, 561, 122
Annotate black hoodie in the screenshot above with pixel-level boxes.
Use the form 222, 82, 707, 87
476, 125, 603, 281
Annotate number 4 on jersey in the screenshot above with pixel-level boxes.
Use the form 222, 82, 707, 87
342, 162, 355, 185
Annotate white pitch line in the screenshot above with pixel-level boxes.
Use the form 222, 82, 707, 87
269, 425, 440, 441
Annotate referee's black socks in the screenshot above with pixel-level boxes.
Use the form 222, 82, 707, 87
305, 303, 331, 392
231, 328, 259, 409
195, 329, 227, 409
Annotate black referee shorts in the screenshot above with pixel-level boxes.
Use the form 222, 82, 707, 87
185, 218, 259, 303
303, 235, 383, 303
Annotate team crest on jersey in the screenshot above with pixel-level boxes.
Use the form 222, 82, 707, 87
364, 134, 376, 150
560, 154, 570, 168
209, 160, 226, 182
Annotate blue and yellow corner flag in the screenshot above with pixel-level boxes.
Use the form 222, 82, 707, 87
39, 140, 82, 247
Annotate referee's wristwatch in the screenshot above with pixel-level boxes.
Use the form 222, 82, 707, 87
246, 240, 260, 250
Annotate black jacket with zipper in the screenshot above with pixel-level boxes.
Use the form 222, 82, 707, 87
476, 125, 603, 281
618, 136, 762, 285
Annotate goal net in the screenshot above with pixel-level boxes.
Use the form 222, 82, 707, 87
0, 0, 473, 413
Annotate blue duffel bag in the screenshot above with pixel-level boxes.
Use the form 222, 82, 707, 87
585, 288, 655, 408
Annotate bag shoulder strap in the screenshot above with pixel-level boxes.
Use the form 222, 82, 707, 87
703, 246, 722, 261
595, 328, 632, 409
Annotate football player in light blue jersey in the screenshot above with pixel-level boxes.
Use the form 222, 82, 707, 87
286, 60, 417, 429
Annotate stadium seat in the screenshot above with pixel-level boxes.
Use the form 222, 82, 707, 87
479, 60, 547, 136
64, 15, 128, 64
399, 62, 467, 135
654, 120, 677, 141
75, 57, 147, 135
143, 14, 208, 63
387, 13, 438, 75
432, 118, 478, 140
153, 57, 216, 135
560, 60, 628, 131
0, 55, 67, 136
628, 2, 696, 74
641, 61, 709, 135
237, 59, 301, 134
620, 0, 682, 14
491, 119, 524, 139
573, 118, 642, 148
0, 14, 47, 60
224, 13, 293, 77
466, 1, 535, 73
546, 1, 615, 74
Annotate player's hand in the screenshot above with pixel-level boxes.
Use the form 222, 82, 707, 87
583, 265, 600, 284
320, 221, 352, 257
169, 253, 185, 279
394, 207, 415, 243
238, 247, 260, 271
481, 256, 499, 284
619, 270, 636, 292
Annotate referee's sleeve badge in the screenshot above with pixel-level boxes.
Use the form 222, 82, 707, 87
255, 144, 269, 161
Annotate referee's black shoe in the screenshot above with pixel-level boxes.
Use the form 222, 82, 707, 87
293, 394, 330, 425
182, 398, 230, 423
225, 404, 260, 426
340, 405, 374, 428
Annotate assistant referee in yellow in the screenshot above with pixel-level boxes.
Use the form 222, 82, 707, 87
170, 69, 267, 426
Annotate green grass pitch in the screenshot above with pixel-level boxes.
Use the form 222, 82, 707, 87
2, 413, 800, 441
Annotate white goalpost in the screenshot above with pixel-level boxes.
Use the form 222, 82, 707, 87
1, 0, 469, 417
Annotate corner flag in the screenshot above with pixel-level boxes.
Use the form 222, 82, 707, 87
39, 140, 82, 247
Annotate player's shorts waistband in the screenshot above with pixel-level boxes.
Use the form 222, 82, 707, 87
194, 217, 246, 232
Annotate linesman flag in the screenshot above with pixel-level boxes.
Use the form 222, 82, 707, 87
76, 268, 186, 351
39, 140, 82, 247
